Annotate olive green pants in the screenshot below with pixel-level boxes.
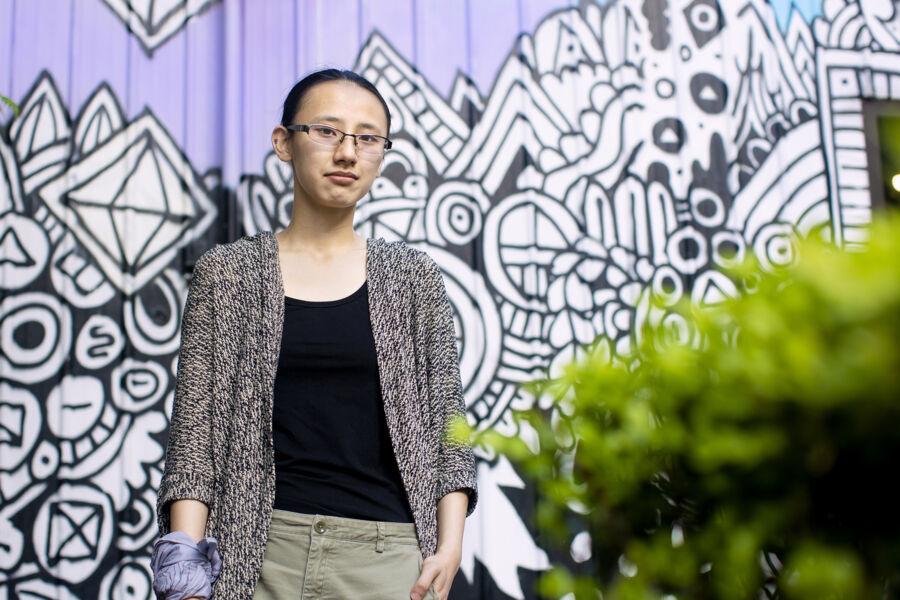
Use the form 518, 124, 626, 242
253, 509, 437, 599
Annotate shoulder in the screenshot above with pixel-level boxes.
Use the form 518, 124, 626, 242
191, 231, 269, 277
379, 240, 449, 310
377, 237, 440, 275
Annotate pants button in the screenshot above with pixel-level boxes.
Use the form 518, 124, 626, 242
314, 521, 326, 534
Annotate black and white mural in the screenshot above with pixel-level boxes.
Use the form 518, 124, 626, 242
2, 0, 899, 597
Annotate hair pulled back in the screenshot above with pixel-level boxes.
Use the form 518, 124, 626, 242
280, 69, 391, 134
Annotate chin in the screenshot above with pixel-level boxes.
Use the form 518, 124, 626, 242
323, 194, 362, 208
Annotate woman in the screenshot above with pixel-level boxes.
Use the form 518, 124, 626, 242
151, 69, 478, 600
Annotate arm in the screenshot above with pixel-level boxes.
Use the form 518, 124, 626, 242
156, 251, 218, 538
169, 499, 209, 542
420, 253, 478, 517
412, 254, 478, 600
436, 490, 468, 554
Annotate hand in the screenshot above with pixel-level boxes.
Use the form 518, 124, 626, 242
410, 547, 461, 600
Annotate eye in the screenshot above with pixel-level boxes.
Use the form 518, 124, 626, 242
313, 125, 338, 137
357, 134, 379, 144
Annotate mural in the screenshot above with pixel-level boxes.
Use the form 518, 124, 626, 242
2, 0, 899, 597
99, 0, 222, 54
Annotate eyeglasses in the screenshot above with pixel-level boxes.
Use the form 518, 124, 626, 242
285, 123, 392, 156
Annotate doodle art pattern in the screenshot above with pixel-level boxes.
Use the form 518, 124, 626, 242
2, 1, 899, 598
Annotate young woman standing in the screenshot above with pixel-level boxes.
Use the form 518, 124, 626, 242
151, 69, 478, 600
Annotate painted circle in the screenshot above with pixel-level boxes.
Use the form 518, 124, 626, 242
754, 223, 798, 271
31, 439, 60, 480
428, 181, 489, 247
711, 230, 746, 268
666, 226, 708, 274
75, 314, 125, 371
651, 266, 684, 307
690, 187, 726, 228
99, 559, 152, 600
46, 375, 105, 440
689, 3, 720, 32
124, 268, 185, 356
652, 118, 687, 153
655, 77, 675, 99
438, 193, 483, 246
111, 358, 169, 413
690, 72, 728, 114
0, 293, 72, 384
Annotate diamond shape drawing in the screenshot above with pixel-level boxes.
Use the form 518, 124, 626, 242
37, 111, 217, 294
102, 0, 222, 55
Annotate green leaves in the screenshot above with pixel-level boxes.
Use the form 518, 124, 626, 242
467, 213, 900, 599
1, 95, 20, 117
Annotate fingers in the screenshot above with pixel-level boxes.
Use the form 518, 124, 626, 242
410, 563, 443, 600
409, 571, 433, 600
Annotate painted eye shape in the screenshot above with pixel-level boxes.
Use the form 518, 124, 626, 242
689, 4, 719, 32
682, 0, 725, 48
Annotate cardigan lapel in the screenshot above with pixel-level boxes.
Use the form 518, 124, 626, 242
359, 236, 425, 512
256, 231, 285, 457
360, 235, 409, 437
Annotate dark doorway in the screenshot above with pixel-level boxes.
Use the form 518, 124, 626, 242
863, 100, 900, 210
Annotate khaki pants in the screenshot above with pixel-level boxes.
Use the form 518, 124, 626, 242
253, 509, 437, 599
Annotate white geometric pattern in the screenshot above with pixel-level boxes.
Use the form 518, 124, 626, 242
2, 1, 899, 598
38, 112, 216, 294
100, 0, 221, 55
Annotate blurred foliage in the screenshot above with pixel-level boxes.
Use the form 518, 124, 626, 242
877, 113, 900, 205
453, 213, 900, 599
1, 95, 20, 117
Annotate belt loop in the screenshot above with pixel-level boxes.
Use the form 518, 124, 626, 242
375, 522, 385, 553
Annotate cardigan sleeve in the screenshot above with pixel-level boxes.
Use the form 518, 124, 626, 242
419, 252, 479, 517
156, 250, 218, 536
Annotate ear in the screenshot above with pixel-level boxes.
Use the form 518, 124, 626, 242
272, 125, 292, 162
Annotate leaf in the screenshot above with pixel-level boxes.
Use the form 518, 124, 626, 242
1, 94, 20, 117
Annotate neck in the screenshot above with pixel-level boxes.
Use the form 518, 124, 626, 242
276, 207, 363, 259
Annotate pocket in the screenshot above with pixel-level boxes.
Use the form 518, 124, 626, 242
323, 538, 421, 599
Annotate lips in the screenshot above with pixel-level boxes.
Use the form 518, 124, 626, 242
325, 171, 358, 185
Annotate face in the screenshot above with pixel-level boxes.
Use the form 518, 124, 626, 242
272, 80, 388, 209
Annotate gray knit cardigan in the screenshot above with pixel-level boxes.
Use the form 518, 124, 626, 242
156, 230, 478, 599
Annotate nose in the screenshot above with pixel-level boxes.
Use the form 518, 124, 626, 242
333, 134, 358, 163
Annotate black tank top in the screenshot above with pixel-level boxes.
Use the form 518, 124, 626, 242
272, 280, 414, 523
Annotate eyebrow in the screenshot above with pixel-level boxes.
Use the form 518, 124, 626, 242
314, 115, 384, 133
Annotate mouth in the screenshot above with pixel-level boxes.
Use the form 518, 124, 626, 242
325, 171, 358, 185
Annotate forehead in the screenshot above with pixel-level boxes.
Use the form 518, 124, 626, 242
297, 80, 387, 132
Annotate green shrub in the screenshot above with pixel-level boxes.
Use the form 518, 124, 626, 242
456, 214, 900, 599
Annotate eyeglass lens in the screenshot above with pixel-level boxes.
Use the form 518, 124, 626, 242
307, 125, 387, 154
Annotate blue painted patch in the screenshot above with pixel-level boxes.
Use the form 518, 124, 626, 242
768, 0, 824, 31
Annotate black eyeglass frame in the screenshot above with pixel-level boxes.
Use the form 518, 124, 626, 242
285, 123, 393, 152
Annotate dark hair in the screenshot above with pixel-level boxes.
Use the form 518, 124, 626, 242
280, 69, 391, 134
